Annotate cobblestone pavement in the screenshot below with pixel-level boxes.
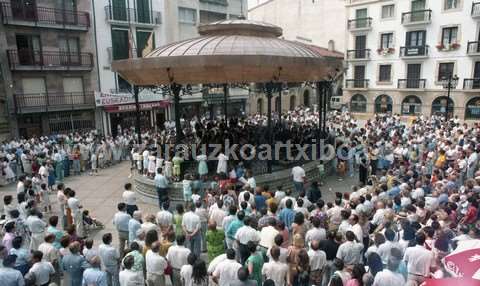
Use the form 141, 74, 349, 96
0, 161, 359, 247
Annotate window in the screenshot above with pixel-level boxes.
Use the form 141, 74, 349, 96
379, 65, 392, 82
178, 7, 196, 24
380, 33, 393, 49
111, 28, 129, 60
350, 94, 367, 113
444, 0, 459, 10
199, 10, 226, 24
438, 62, 454, 81
441, 27, 458, 46
381, 4, 395, 19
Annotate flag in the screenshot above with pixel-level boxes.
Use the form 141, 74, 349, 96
128, 27, 137, 58
142, 32, 154, 58
443, 239, 480, 278
421, 278, 480, 286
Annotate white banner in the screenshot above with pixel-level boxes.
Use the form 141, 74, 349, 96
95, 87, 170, 107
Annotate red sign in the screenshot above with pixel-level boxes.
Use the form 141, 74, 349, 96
104, 101, 170, 112
443, 240, 480, 279
422, 278, 480, 286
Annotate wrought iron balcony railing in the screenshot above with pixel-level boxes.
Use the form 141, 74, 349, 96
401, 9, 432, 24
345, 79, 369, 89
346, 49, 371, 60
464, 78, 480, 89
14, 92, 95, 114
398, 79, 426, 89
347, 17, 372, 30
7, 50, 93, 70
399, 46, 429, 57
0, 2, 89, 30
104, 5, 161, 25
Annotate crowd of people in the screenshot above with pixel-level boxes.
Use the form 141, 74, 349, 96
0, 110, 479, 286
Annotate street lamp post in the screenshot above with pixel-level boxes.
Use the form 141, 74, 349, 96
441, 74, 459, 121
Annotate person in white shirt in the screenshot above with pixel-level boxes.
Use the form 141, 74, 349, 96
267, 234, 289, 264
145, 242, 167, 286
182, 204, 202, 257
156, 201, 173, 235
262, 246, 289, 286
112, 203, 131, 258
180, 253, 197, 286
98, 233, 120, 286
336, 231, 364, 267
259, 218, 279, 250
16, 176, 25, 194
349, 214, 363, 242
327, 198, 344, 228
209, 200, 227, 230
213, 249, 242, 286
403, 233, 434, 285
67, 190, 85, 238
305, 217, 326, 248
37, 234, 60, 284
377, 229, 399, 266
217, 152, 228, 174
26, 210, 47, 251
119, 255, 143, 286
291, 165, 306, 193
26, 250, 55, 286
373, 248, 405, 286
122, 183, 138, 217
166, 235, 191, 286
308, 240, 327, 286
234, 216, 261, 264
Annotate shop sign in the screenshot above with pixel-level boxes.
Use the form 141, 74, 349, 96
203, 93, 225, 104
104, 101, 170, 112
95, 87, 170, 107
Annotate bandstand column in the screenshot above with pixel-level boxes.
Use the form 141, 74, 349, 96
171, 83, 183, 143
133, 85, 142, 144
277, 82, 282, 115
316, 82, 323, 140
223, 84, 228, 124
266, 82, 274, 173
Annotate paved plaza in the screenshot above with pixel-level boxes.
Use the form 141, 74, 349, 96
0, 161, 357, 247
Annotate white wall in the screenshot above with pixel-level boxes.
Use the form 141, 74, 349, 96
93, 0, 166, 93
248, 0, 346, 51
345, 0, 480, 90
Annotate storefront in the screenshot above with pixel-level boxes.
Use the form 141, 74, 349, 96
95, 88, 170, 136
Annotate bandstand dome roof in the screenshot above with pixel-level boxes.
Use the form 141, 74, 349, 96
111, 19, 343, 85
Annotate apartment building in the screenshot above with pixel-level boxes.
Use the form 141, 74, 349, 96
94, 0, 248, 136
0, 0, 98, 138
344, 0, 480, 120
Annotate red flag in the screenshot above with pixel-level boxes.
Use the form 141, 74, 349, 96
443, 240, 480, 278
422, 278, 480, 286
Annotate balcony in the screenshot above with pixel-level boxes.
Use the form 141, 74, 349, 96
472, 2, 480, 18
13, 92, 95, 114
104, 5, 161, 27
347, 49, 371, 61
347, 17, 372, 31
7, 50, 94, 71
467, 41, 480, 56
0, 2, 89, 31
345, 79, 369, 89
464, 78, 480, 90
401, 9, 432, 25
199, 0, 228, 6
400, 46, 429, 58
398, 79, 426, 89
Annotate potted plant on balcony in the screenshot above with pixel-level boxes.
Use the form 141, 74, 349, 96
377, 47, 395, 56
436, 42, 460, 51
